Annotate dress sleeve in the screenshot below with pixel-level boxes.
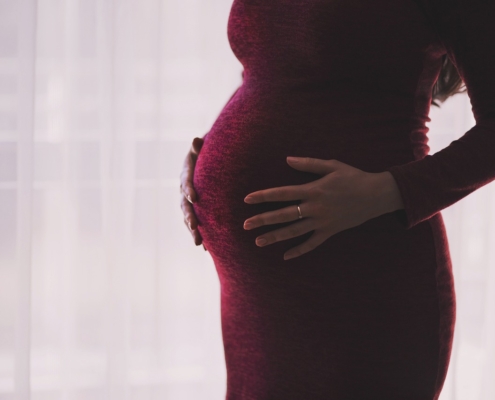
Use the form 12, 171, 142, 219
386, 0, 495, 229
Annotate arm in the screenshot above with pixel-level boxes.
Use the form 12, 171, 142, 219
386, 0, 495, 229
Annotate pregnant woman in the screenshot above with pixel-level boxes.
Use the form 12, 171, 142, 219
180, 0, 495, 398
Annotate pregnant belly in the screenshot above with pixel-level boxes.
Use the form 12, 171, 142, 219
192, 86, 415, 266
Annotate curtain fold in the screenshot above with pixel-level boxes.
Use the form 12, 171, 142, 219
14, 0, 36, 398
1, 0, 494, 399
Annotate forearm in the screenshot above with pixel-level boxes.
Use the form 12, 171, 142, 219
372, 171, 405, 216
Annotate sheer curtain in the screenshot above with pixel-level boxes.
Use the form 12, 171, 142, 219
0, 0, 494, 399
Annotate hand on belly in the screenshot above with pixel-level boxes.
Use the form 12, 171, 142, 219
242, 157, 405, 260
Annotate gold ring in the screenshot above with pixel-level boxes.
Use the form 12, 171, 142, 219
297, 205, 303, 219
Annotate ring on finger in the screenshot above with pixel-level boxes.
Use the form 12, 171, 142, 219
296, 204, 304, 220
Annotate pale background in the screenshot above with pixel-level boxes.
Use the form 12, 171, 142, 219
0, 0, 494, 399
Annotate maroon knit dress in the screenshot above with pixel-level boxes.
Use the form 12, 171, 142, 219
192, 0, 495, 398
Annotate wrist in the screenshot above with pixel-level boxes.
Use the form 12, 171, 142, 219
371, 171, 405, 215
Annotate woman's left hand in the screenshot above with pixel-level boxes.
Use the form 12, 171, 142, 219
243, 157, 404, 260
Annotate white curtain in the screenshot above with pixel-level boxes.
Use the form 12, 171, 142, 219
0, 0, 494, 399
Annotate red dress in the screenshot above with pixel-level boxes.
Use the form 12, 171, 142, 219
192, 0, 495, 398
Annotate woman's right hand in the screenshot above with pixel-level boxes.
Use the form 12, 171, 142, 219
180, 137, 207, 250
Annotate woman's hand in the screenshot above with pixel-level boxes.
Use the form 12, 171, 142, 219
180, 137, 207, 250
243, 157, 404, 260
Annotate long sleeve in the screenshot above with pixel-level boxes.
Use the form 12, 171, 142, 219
387, 0, 495, 229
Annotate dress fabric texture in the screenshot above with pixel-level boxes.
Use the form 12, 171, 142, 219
192, 0, 495, 398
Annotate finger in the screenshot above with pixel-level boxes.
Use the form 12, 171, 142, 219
244, 203, 308, 230
180, 167, 197, 203
191, 137, 204, 155
183, 214, 203, 246
283, 230, 330, 260
179, 137, 204, 203
181, 196, 199, 230
286, 157, 341, 175
254, 218, 316, 247
180, 156, 199, 204
192, 228, 203, 246
244, 184, 309, 204
180, 184, 195, 204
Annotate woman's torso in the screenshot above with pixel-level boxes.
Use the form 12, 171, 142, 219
193, 0, 447, 260
191, 1, 456, 398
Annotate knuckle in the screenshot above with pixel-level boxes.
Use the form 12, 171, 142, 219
180, 165, 190, 177
284, 208, 295, 221
182, 174, 193, 190
314, 205, 326, 218
180, 199, 187, 212
265, 234, 275, 243
287, 225, 300, 237
308, 185, 324, 198
187, 167, 195, 178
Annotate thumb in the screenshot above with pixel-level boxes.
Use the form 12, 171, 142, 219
286, 157, 339, 175
191, 137, 204, 155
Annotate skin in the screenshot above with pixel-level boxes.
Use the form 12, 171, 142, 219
180, 138, 405, 259
180, 137, 206, 249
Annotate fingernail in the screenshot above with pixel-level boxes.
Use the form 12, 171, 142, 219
287, 157, 299, 163
284, 252, 296, 260
188, 221, 192, 230
256, 237, 267, 246
244, 221, 254, 230
186, 194, 193, 203
244, 196, 254, 203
